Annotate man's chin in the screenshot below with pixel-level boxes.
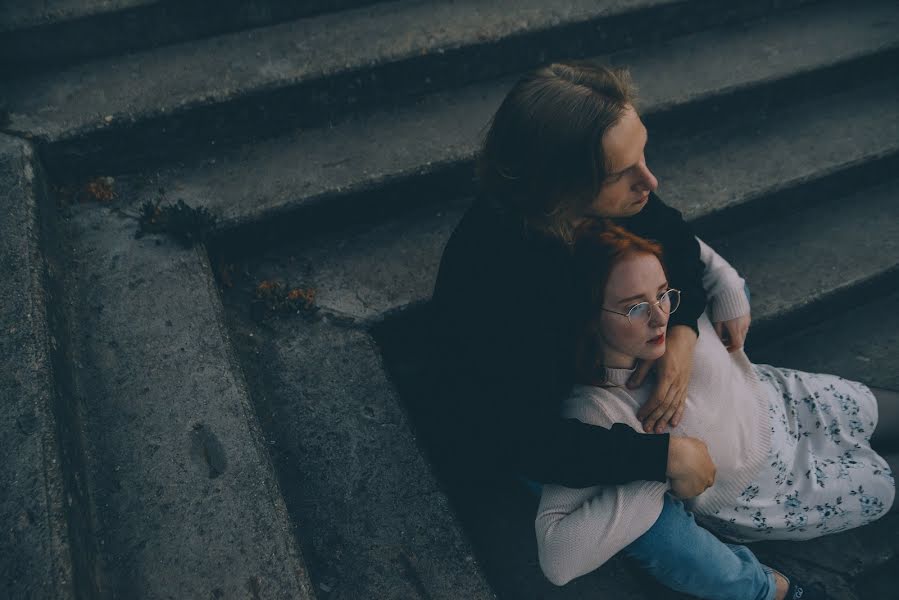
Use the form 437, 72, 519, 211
631, 196, 650, 212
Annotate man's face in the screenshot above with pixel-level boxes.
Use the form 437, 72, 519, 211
583, 105, 658, 219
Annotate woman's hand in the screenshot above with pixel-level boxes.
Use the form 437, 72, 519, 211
713, 314, 751, 352
629, 325, 697, 433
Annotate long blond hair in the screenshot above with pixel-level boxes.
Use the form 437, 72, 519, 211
477, 62, 637, 243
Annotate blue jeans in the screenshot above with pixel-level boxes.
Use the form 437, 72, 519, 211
623, 494, 774, 600
523, 480, 773, 599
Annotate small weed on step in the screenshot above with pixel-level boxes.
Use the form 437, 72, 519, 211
136, 197, 216, 248
252, 279, 317, 321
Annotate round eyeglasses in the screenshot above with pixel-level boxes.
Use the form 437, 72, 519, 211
601, 289, 681, 324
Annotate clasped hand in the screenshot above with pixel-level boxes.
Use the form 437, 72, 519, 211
629, 325, 697, 433
628, 314, 752, 433
713, 314, 751, 352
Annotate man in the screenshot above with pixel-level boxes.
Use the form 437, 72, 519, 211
430, 62, 819, 600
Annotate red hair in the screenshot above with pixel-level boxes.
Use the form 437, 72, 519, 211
572, 220, 665, 383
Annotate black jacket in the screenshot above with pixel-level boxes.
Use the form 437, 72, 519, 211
430, 192, 707, 488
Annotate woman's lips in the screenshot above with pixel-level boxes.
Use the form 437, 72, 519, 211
648, 333, 665, 345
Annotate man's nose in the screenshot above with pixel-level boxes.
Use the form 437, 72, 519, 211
634, 162, 658, 192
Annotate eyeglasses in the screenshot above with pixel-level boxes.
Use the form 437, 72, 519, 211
601, 289, 681, 324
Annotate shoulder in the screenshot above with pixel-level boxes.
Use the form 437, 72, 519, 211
639, 192, 684, 220
690, 313, 749, 385
434, 200, 518, 297
621, 192, 691, 241
564, 384, 640, 428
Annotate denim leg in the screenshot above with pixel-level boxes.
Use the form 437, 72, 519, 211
622, 494, 775, 600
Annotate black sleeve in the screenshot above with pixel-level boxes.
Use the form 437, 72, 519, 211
506, 413, 671, 488
431, 212, 670, 488
626, 193, 707, 334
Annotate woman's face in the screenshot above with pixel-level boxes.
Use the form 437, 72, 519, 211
595, 251, 669, 369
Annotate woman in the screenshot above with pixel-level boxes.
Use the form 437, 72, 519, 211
536, 221, 898, 593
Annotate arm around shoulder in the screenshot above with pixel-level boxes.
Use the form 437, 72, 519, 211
535, 386, 669, 585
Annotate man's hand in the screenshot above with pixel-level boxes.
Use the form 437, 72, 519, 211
713, 314, 751, 352
667, 436, 716, 498
629, 325, 697, 433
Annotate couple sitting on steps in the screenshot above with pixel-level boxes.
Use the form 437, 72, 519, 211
431, 62, 898, 600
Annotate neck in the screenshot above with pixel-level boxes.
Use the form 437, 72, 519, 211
599, 348, 637, 370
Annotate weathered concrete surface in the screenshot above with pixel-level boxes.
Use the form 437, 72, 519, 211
108, 0, 899, 241
0, 0, 837, 176
56, 203, 314, 598
0, 0, 154, 30
0, 135, 77, 598
754, 290, 899, 392
214, 79, 898, 324
706, 178, 899, 346
223, 197, 470, 323
0, 0, 680, 139
221, 306, 494, 599
651, 79, 899, 228
0, 0, 386, 77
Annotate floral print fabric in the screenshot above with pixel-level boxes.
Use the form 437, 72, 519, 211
703, 365, 894, 542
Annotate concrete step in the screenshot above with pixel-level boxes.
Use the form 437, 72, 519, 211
0, 136, 84, 598
705, 177, 899, 349
98, 0, 899, 252
0, 0, 843, 177
221, 306, 496, 599
207, 76, 898, 325
49, 201, 316, 598
753, 290, 899, 392
0, 0, 385, 76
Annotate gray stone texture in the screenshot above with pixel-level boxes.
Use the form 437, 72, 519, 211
0, 0, 386, 77
217, 80, 898, 324
105, 0, 899, 239
0, 0, 833, 176
0, 0, 675, 140
54, 204, 314, 598
0, 135, 76, 599
707, 178, 899, 345
223, 311, 494, 599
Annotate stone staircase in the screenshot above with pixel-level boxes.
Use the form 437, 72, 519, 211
1, 0, 897, 598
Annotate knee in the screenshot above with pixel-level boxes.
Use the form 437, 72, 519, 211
625, 495, 695, 561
